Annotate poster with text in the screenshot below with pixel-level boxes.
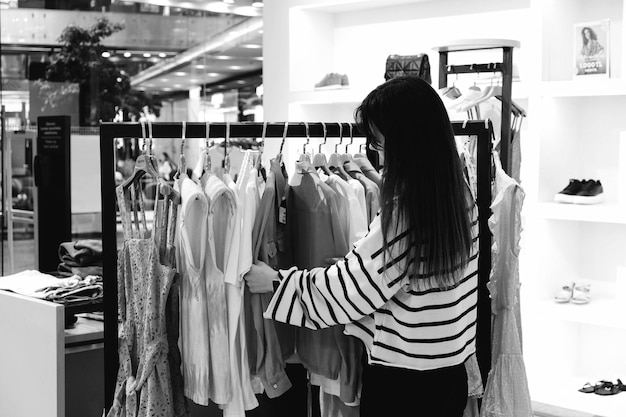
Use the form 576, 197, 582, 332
574, 20, 610, 78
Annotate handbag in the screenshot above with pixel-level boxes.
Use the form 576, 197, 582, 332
384, 54, 431, 83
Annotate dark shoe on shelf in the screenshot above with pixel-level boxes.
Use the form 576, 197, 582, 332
578, 380, 613, 394
595, 381, 621, 396
554, 179, 584, 204
572, 179, 604, 205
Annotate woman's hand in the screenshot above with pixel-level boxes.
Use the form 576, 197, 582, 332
244, 261, 278, 293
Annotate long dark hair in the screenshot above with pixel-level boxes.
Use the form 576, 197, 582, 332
582, 27, 598, 45
355, 76, 473, 289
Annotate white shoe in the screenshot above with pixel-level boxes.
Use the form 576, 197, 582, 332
571, 281, 591, 304
554, 282, 575, 303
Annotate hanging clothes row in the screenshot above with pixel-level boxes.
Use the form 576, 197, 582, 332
438, 70, 527, 184
100, 121, 500, 417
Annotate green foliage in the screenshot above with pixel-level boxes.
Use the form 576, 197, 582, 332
40, 16, 161, 126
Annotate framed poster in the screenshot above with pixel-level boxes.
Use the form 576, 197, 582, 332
574, 20, 610, 78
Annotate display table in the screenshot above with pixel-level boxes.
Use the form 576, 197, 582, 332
0, 290, 104, 417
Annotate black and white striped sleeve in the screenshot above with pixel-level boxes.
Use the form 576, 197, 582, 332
263, 215, 409, 330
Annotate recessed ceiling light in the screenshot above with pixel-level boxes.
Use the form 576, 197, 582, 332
163, 87, 172, 91
161, 78, 169, 82
123, 52, 132, 58
175, 72, 187, 76
194, 64, 206, 69
207, 73, 220, 77
213, 55, 234, 60
143, 52, 151, 58
241, 44, 262, 49
158, 52, 167, 58
101, 51, 111, 58
116, 77, 122, 82
206, 2, 231, 13
229, 66, 242, 70
189, 79, 198, 83
174, 84, 182, 88
236, 80, 246, 84
233, 6, 258, 16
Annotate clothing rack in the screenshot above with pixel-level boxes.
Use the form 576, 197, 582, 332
99, 120, 493, 410
435, 39, 519, 175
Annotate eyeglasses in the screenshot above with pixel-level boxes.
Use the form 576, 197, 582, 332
367, 140, 383, 151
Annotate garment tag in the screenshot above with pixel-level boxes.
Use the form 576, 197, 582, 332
278, 197, 287, 224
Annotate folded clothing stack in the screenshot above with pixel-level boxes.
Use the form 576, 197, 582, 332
0, 269, 103, 304
57, 239, 103, 278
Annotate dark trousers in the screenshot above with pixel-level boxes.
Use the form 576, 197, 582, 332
360, 360, 468, 417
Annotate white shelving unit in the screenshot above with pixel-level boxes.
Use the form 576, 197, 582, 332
263, 0, 626, 415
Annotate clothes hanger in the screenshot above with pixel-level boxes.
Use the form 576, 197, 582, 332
120, 120, 161, 191
439, 66, 462, 99
328, 123, 350, 180
224, 121, 231, 174
256, 121, 267, 170
340, 123, 354, 163
312, 122, 332, 176
298, 122, 312, 163
277, 121, 288, 165
176, 121, 187, 179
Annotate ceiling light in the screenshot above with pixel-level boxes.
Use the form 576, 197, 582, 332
236, 80, 246, 84
158, 52, 167, 58
229, 66, 242, 70
205, 2, 231, 13
163, 87, 172, 91
123, 52, 132, 58
116, 77, 122, 82
161, 78, 169, 82
207, 73, 220, 77
252, 2, 263, 7
175, 72, 187, 76
241, 44, 262, 49
174, 84, 183, 88
143, 53, 151, 58
213, 55, 234, 60
233, 6, 258, 16
194, 64, 206, 69
101, 51, 111, 58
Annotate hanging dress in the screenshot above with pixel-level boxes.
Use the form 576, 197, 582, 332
108, 183, 176, 417
176, 175, 213, 405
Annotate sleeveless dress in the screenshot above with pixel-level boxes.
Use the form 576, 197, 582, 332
108, 183, 176, 417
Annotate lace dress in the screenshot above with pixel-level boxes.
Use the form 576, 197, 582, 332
108, 183, 176, 417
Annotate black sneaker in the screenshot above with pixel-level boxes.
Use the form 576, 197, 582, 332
554, 179, 584, 203
572, 179, 604, 204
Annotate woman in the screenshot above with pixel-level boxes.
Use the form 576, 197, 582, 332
580, 26, 604, 57
245, 76, 478, 416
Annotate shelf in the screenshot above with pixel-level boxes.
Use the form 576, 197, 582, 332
529, 202, 626, 224
289, 88, 369, 105
541, 79, 626, 97
530, 374, 626, 417
432, 38, 520, 52
533, 297, 626, 330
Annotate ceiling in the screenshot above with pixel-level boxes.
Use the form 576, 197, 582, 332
129, 1, 264, 97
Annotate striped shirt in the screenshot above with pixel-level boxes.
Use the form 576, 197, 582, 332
264, 203, 479, 371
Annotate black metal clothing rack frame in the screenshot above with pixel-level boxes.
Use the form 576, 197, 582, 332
438, 44, 514, 175
100, 120, 493, 410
